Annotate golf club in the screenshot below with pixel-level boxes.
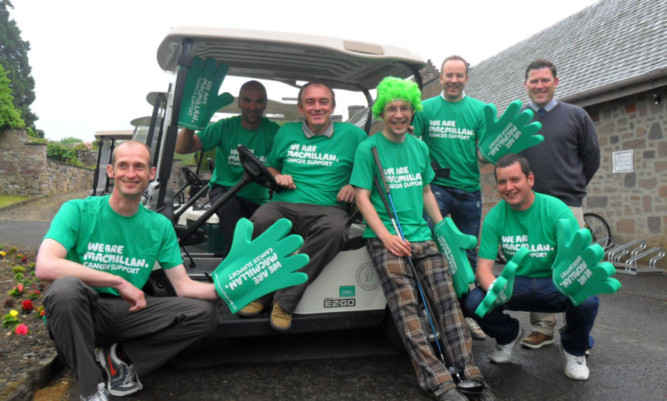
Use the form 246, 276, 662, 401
371, 146, 483, 395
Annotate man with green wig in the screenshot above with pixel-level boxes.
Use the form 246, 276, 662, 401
351, 77, 495, 401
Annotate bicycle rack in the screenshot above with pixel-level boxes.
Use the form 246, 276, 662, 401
624, 247, 666, 275
606, 240, 645, 272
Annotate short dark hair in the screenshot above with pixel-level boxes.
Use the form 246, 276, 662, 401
297, 81, 336, 108
494, 154, 531, 181
441, 55, 470, 75
239, 80, 267, 97
525, 59, 557, 81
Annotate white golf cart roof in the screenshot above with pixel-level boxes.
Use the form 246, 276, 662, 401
156, 27, 426, 91
94, 130, 134, 140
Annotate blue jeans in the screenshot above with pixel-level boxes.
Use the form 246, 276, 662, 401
426, 185, 481, 270
461, 277, 599, 356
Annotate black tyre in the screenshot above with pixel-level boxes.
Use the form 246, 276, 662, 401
584, 212, 613, 250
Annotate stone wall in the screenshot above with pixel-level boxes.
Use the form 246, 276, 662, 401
0, 129, 94, 196
584, 87, 666, 251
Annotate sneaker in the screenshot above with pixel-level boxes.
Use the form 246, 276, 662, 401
238, 301, 265, 317
270, 302, 292, 331
521, 331, 555, 349
490, 328, 524, 364
96, 343, 143, 397
438, 387, 469, 401
466, 317, 486, 340
81, 383, 109, 401
561, 346, 590, 380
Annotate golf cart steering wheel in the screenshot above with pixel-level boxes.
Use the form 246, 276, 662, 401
237, 145, 279, 191
181, 166, 205, 188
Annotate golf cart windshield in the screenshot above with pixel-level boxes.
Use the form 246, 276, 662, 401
150, 26, 426, 219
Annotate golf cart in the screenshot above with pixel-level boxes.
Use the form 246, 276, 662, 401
147, 27, 426, 340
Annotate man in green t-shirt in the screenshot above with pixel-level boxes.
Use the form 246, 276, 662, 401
461, 154, 600, 381
37, 141, 221, 400
352, 77, 494, 401
245, 81, 367, 331
176, 80, 279, 255
412, 55, 489, 340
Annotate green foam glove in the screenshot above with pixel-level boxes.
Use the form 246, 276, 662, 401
477, 100, 544, 164
552, 219, 621, 306
433, 218, 476, 298
474, 247, 529, 318
211, 218, 309, 313
178, 56, 234, 130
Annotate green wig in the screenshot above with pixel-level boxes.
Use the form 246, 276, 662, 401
372, 76, 423, 120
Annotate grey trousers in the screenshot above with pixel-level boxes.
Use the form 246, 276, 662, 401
43, 277, 217, 396
251, 202, 350, 312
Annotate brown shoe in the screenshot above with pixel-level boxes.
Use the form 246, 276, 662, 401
238, 301, 264, 317
521, 331, 554, 349
270, 302, 292, 331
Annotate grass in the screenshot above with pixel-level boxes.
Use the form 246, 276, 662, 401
0, 195, 31, 208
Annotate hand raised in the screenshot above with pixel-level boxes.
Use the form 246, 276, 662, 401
477, 100, 543, 164
178, 56, 234, 130
552, 219, 621, 306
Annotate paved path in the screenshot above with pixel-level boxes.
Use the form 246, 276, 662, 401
0, 190, 88, 250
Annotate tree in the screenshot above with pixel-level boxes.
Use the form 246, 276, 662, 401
0, 61, 24, 131
0, 0, 39, 136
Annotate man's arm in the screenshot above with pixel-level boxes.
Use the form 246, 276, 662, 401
423, 184, 443, 224
269, 166, 296, 189
578, 113, 601, 184
163, 265, 218, 300
355, 187, 411, 257
36, 239, 146, 311
175, 128, 204, 154
476, 257, 496, 291
337, 184, 356, 203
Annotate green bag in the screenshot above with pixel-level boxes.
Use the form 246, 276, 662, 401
551, 219, 621, 306
178, 56, 234, 130
474, 247, 529, 318
477, 100, 543, 164
211, 218, 309, 313
433, 218, 476, 298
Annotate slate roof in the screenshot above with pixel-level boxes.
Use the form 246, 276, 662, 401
464, 0, 667, 111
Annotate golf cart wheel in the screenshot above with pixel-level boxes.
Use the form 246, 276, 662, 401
237, 145, 280, 191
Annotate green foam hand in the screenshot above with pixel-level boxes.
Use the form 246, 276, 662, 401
552, 219, 621, 306
474, 247, 529, 318
211, 218, 309, 313
178, 56, 234, 130
433, 218, 477, 298
477, 100, 544, 164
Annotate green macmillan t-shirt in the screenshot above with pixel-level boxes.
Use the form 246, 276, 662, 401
44, 195, 183, 296
268, 122, 367, 207
479, 192, 578, 278
350, 133, 435, 242
197, 116, 279, 205
412, 95, 486, 192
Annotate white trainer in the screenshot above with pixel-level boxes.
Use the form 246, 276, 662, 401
561, 346, 590, 381
490, 327, 524, 364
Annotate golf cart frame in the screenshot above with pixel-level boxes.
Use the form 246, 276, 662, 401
148, 27, 426, 338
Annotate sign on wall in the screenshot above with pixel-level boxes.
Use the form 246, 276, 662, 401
612, 150, 634, 173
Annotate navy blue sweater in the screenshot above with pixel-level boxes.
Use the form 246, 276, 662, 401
520, 102, 600, 207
